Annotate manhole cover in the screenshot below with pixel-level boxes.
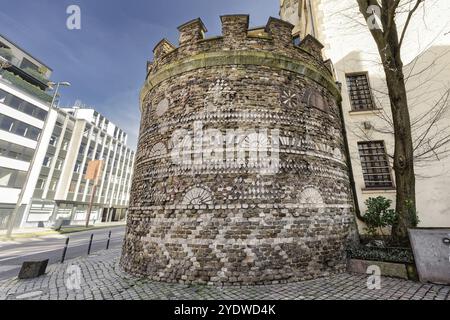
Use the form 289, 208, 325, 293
15, 290, 44, 300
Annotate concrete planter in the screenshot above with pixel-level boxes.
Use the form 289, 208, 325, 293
408, 228, 450, 285
347, 259, 418, 280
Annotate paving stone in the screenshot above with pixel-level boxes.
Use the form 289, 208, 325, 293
1, 249, 449, 300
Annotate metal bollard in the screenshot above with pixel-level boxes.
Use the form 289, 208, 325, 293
87, 234, 94, 255
106, 231, 111, 250
61, 237, 70, 263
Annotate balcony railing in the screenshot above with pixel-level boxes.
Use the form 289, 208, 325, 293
0, 69, 53, 103
0, 50, 51, 90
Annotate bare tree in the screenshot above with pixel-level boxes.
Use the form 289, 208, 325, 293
354, 0, 430, 244
354, 67, 450, 166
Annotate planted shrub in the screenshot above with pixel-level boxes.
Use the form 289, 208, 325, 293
347, 244, 414, 264
363, 196, 398, 237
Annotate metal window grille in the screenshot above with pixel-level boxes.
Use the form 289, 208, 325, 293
358, 141, 393, 188
346, 73, 375, 111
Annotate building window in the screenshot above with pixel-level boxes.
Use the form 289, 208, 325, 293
78, 145, 86, 156
87, 147, 94, 158
0, 167, 27, 188
0, 114, 41, 141
0, 140, 34, 162
42, 156, 52, 167
346, 73, 375, 111
49, 135, 58, 146
36, 178, 45, 190
74, 162, 82, 173
20, 57, 39, 71
55, 159, 63, 171
78, 182, 86, 194
61, 140, 69, 151
0, 89, 47, 120
49, 179, 58, 191
69, 180, 77, 193
358, 141, 394, 189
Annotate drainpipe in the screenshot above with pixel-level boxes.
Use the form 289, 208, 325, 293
336, 81, 364, 222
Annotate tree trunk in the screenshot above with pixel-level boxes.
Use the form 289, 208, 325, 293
384, 68, 416, 245
379, 23, 416, 245
356, 0, 418, 245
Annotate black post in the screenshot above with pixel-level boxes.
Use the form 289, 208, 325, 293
61, 237, 70, 263
87, 234, 94, 255
106, 231, 111, 250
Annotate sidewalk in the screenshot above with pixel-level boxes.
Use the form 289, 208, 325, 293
0, 222, 125, 241
1, 248, 449, 300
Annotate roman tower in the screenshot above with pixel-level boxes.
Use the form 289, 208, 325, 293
121, 15, 356, 285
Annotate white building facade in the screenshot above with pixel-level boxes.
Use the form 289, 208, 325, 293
280, 0, 450, 230
0, 79, 55, 229
21, 107, 135, 227
0, 34, 135, 229
0, 33, 55, 229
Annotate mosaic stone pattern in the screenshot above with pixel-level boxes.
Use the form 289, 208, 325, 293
121, 15, 357, 285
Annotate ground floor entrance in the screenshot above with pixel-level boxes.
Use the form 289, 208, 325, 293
19, 200, 128, 228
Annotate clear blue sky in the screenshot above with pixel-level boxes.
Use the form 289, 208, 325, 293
0, 0, 279, 149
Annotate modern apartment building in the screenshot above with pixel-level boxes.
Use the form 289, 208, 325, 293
0, 33, 135, 230
0, 33, 55, 229
21, 107, 135, 228
280, 0, 450, 229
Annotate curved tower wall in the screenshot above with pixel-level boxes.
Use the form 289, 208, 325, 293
121, 15, 356, 285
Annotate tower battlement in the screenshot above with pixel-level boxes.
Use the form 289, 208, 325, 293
144, 15, 336, 109
149, 15, 329, 76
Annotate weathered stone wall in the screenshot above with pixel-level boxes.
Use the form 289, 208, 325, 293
121, 15, 356, 285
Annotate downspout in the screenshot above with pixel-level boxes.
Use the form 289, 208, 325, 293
336, 81, 364, 222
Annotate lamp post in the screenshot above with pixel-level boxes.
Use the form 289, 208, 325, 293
5, 81, 71, 238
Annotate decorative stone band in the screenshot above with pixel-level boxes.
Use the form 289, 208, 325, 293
139, 111, 341, 141
140, 50, 341, 111
130, 203, 354, 211
137, 148, 346, 167
137, 165, 349, 177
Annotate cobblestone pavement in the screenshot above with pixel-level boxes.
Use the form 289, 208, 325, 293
0, 249, 449, 300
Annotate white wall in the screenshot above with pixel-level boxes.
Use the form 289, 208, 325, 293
313, 0, 450, 228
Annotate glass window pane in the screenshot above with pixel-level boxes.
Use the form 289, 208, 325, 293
0, 115, 14, 132
26, 127, 41, 141
13, 122, 28, 136
21, 103, 34, 116
14, 171, 27, 188
0, 168, 12, 186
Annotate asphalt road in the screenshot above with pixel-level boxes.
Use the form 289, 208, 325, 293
0, 226, 125, 281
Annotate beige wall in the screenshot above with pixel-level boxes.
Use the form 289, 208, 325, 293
279, 0, 320, 38
281, 0, 450, 230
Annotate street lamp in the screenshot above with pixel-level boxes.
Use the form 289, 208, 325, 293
48, 81, 71, 106
5, 81, 71, 238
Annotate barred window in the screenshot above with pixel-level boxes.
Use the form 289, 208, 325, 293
358, 141, 393, 189
346, 73, 375, 111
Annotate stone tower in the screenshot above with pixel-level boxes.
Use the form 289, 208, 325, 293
121, 15, 355, 285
